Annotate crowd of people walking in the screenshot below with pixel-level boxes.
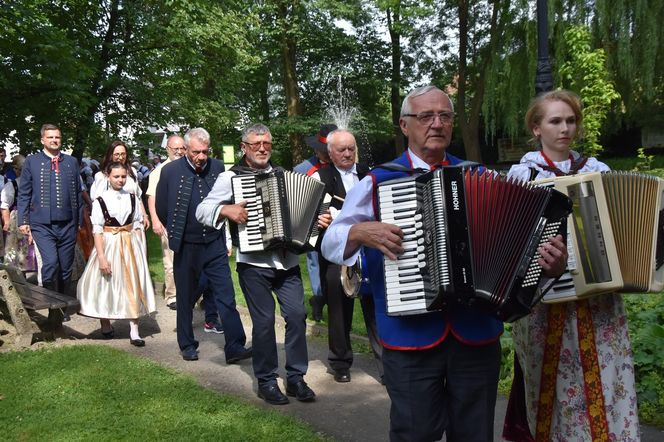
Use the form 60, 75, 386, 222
0, 85, 641, 441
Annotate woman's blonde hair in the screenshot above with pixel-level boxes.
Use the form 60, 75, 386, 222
525, 89, 584, 146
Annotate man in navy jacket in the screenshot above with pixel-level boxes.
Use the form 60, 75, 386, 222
18, 124, 81, 297
156, 127, 251, 363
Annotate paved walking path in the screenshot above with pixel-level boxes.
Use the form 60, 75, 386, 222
24, 295, 664, 441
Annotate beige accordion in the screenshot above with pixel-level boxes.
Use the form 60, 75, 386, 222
534, 171, 664, 303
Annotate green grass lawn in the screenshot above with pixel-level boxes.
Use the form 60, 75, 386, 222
0, 345, 323, 441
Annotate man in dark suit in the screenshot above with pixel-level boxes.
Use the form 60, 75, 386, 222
313, 129, 382, 383
18, 123, 82, 298
155, 127, 251, 362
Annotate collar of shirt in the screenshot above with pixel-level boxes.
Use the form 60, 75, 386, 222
334, 163, 357, 176
185, 156, 206, 172
42, 149, 60, 159
334, 163, 358, 192
407, 148, 447, 170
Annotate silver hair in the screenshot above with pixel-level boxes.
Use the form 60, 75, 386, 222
184, 128, 210, 146
241, 123, 271, 142
400, 85, 454, 116
326, 129, 355, 152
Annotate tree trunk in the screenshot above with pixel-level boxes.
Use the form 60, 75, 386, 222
387, 4, 405, 156
278, 1, 305, 167
456, 0, 503, 163
72, 0, 122, 160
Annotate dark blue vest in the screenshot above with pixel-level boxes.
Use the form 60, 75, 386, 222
365, 151, 503, 349
17, 152, 81, 226
156, 157, 224, 253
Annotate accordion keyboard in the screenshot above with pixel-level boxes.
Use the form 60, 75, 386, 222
378, 180, 429, 314
231, 175, 266, 252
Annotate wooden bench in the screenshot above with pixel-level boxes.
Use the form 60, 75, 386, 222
0, 264, 80, 347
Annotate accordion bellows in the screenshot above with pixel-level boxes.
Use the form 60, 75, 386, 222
534, 171, 664, 302
230, 170, 331, 254
378, 167, 573, 322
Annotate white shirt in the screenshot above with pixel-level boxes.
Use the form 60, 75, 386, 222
507, 150, 610, 181
311, 164, 359, 220
321, 149, 430, 266
0, 177, 19, 210
90, 189, 144, 233
196, 167, 299, 270
90, 168, 142, 200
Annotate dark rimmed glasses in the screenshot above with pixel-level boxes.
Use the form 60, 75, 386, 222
243, 141, 273, 151
403, 111, 455, 125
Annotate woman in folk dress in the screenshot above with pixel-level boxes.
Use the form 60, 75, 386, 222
503, 89, 639, 442
90, 140, 149, 230
77, 162, 156, 346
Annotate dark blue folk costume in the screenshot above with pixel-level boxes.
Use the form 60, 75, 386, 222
17, 151, 82, 294
155, 156, 248, 360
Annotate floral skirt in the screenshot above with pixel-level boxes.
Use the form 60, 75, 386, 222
510, 294, 640, 442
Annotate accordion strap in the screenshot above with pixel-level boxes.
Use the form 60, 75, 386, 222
230, 155, 281, 175
536, 152, 588, 178
376, 160, 480, 175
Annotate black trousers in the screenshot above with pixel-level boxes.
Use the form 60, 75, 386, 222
237, 263, 308, 386
321, 258, 383, 375
383, 336, 501, 442
172, 237, 247, 356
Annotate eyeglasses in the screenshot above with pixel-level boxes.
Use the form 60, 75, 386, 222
168, 146, 186, 152
112, 152, 127, 158
243, 141, 272, 151
403, 112, 455, 125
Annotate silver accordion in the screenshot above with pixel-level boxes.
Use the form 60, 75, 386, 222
534, 171, 664, 302
230, 169, 331, 254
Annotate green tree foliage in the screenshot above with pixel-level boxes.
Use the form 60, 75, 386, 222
559, 25, 619, 157
1, 0, 661, 163
0, 0, 255, 158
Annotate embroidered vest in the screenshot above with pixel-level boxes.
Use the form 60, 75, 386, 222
365, 151, 503, 349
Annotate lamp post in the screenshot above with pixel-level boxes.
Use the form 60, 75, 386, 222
535, 0, 553, 94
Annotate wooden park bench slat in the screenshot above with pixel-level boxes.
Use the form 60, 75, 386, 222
0, 263, 80, 346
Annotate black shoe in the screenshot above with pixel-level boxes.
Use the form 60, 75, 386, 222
333, 368, 351, 383
167, 301, 177, 310
226, 347, 252, 364
181, 347, 199, 361
286, 380, 316, 402
257, 383, 289, 405
101, 327, 115, 339
309, 296, 324, 322
130, 338, 145, 347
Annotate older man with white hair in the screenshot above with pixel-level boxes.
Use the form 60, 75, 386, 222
156, 128, 251, 363
312, 129, 382, 384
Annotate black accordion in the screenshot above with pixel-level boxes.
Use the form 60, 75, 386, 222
230, 169, 331, 254
377, 167, 573, 322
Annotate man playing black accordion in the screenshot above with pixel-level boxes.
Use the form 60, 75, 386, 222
196, 123, 316, 406
321, 85, 569, 441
